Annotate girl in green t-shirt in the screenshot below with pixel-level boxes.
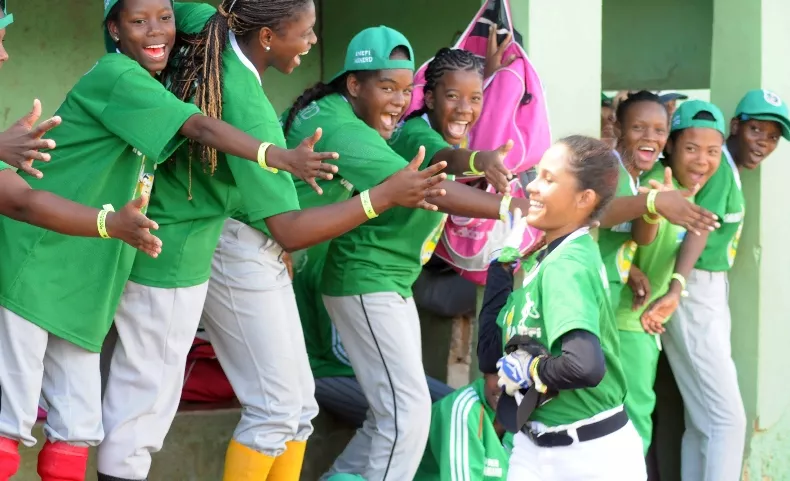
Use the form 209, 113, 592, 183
98, 2, 449, 481
281, 27, 569, 480
490, 135, 645, 480
617, 100, 726, 455
0, 10, 161, 254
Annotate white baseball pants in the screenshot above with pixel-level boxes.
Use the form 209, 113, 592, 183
322, 292, 432, 481
200, 218, 318, 457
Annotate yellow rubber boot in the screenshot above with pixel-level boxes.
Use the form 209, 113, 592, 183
266, 441, 307, 481
222, 439, 275, 481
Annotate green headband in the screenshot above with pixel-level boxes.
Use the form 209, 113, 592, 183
0, 0, 14, 30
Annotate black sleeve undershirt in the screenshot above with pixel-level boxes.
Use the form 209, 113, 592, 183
477, 263, 607, 390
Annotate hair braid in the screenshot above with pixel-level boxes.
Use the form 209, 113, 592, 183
404, 47, 484, 122
161, 0, 312, 174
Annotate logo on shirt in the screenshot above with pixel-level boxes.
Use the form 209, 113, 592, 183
483, 459, 503, 478
727, 222, 744, 268
616, 240, 637, 283
420, 216, 448, 265
764, 90, 783, 107
298, 102, 321, 122
611, 221, 633, 233
723, 211, 744, 223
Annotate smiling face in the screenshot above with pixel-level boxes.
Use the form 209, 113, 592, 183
666, 127, 723, 190
617, 100, 669, 173
265, 0, 317, 74
107, 0, 175, 75
425, 69, 483, 146
347, 51, 414, 139
730, 118, 782, 170
525, 143, 596, 233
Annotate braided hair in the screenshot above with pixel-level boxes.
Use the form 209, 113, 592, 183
282, 45, 411, 136
404, 47, 484, 122
161, 0, 312, 174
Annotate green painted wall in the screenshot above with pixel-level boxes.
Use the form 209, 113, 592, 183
0, 0, 321, 130
710, 0, 790, 478
602, 0, 713, 90
318, 0, 481, 81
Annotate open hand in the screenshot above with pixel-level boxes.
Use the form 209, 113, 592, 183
279, 128, 339, 195
476, 140, 514, 194
0, 99, 62, 178
640, 291, 681, 334
105, 196, 162, 258
379, 146, 448, 211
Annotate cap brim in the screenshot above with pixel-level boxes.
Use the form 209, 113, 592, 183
660, 93, 689, 102
745, 113, 790, 141
495, 394, 521, 434
0, 13, 13, 30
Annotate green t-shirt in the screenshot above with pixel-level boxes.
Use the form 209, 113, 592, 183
129, 3, 300, 288
415, 378, 513, 481
694, 146, 745, 272
0, 54, 199, 351
285, 94, 424, 297
616, 166, 694, 332
597, 160, 639, 306
496, 231, 627, 426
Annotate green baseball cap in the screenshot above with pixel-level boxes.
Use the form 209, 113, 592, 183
102, 0, 174, 53
0, 0, 14, 30
670, 99, 726, 136
601, 92, 613, 107
734, 89, 790, 141
330, 26, 415, 82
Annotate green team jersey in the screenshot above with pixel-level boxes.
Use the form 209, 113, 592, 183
496, 230, 627, 426
597, 159, 639, 306
415, 378, 513, 481
616, 166, 694, 332
285, 93, 418, 297
129, 2, 300, 288
694, 146, 745, 272
0, 54, 199, 351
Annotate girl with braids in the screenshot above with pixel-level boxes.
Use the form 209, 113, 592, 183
482, 136, 645, 481
596, 91, 719, 309
281, 28, 606, 481
290, 44, 514, 475
0, 0, 346, 478
615, 100, 725, 455
97, 2, 448, 481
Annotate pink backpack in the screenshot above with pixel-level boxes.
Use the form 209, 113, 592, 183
404, 0, 551, 285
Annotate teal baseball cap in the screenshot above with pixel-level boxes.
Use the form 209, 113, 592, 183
670, 99, 726, 136
0, 0, 14, 30
734, 89, 790, 141
330, 26, 415, 82
102, 0, 174, 53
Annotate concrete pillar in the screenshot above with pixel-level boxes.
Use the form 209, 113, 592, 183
710, 0, 790, 478
512, 0, 603, 139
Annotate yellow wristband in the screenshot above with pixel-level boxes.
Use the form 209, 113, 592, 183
97, 204, 115, 239
499, 194, 513, 222
671, 273, 689, 298
641, 213, 661, 224
257, 142, 278, 173
529, 357, 548, 394
463, 151, 483, 176
360, 190, 378, 219
646, 189, 659, 215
